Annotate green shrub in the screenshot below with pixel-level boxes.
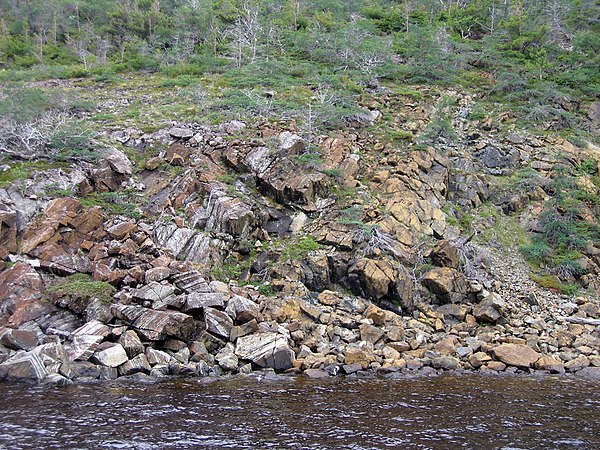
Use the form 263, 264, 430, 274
280, 235, 322, 262
520, 241, 551, 263
81, 192, 142, 220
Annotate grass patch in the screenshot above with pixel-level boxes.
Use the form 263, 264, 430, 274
81, 191, 142, 220
530, 274, 578, 296
48, 273, 116, 303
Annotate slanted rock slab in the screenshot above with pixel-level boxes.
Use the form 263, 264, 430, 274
492, 344, 541, 368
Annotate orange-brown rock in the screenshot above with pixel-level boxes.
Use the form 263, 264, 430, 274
20, 198, 82, 254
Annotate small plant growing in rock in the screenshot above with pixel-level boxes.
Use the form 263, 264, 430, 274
48, 274, 116, 304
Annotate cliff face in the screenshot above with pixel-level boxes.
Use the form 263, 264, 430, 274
1, 83, 599, 384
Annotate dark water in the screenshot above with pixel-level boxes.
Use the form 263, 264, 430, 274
0, 374, 598, 450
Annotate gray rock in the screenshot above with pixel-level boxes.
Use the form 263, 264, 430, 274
215, 344, 239, 371
104, 148, 133, 175
131, 282, 175, 302
145, 267, 171, 284
169, 127, 194, 139
42, 372, 72, 386
112, 305, 195, 341
205, 308, 234, 339
432, 356, 461, 370
182, 293, 225, 313
279, 131, 305, 154
152, 225, 211, 265
230, 319, 259, 341
118, 354, 151, 376
204, 191, 254, 237
59, 361, 101, 380
92, 343, 129, 368
67, 335, 103, 361
225, 295, 262, 324
71, 320, 111, 338
99, 366, 118, 380
118, 330, 144, 359
172, 271, 211, 293
342, 363, 363, 375
146, 348, 172, 366
235, 333, 295, 371
0, 352, 48, 381
289, 212, 308, 234
576, 366, 600, 380
0, 328, 38, 351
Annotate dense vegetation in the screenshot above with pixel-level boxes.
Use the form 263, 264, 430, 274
0, 1, 598, 123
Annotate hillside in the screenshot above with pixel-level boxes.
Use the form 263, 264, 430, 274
0, 1, 599, 383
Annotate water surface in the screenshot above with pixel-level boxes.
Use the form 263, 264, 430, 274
0, 374, 598, 449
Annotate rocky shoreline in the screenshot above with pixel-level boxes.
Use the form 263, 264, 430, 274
1, 253, 599, 386
1, 89, 599, 386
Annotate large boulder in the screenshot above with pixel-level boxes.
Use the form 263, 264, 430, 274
112, 305, 195, 341
225, 295, 262, 324
0, 207, 18, 253
0, 328, 38, 351
91, 343, 129, 368
204, 308, 233, 339
0, 352, 48, 381
0, 262, 45, 324
492, 344, 541, 368
348, 258, 408, 301
426, 240, 459, 269
235, 333, 295, 371
473, 293, 505, 323
422, 267, 470, 303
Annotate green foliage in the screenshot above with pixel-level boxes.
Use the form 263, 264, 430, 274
81, 192, 142, 220
258, 284, 275, 297
280, 235, 322, 262
48, 124, 98, 162
530, 274, 579, 296
0, 160, 61, 188
48, 274, 116, 303
419, 96, 458, 143
0, 87, 53, 122
520, 162, 599, 291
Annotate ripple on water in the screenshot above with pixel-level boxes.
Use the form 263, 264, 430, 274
0, 375, 598, 449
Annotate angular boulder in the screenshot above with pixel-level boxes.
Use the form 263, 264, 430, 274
492, 344, 541, 368
204, 308, 233, 339
92, 343, 129, 368
0, 352, 48, 381
118, 354, 151, 376
0, 262, 45, 323
225, 295, 262, 324
0, 328, 38, 351
422, 267, 470, 303
112, 305, 195, 341
182, 293, 225, 314
235, 333, 295, 371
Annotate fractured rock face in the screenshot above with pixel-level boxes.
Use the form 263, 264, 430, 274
0, 262, 45, 324
152, 224, 211, 265
235, 333, 295, 371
